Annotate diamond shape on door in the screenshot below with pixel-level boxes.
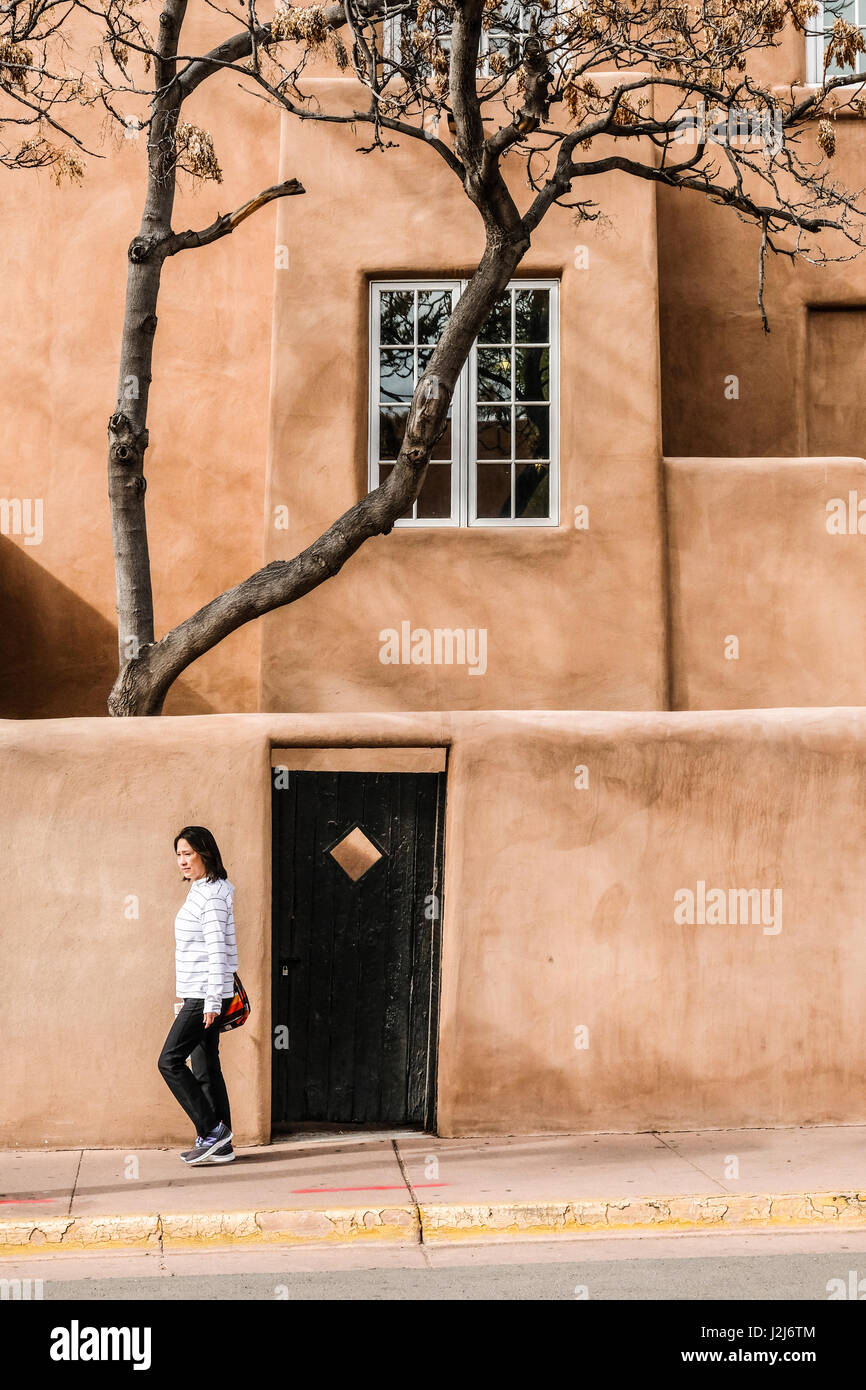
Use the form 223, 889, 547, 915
328, 826, 384, 881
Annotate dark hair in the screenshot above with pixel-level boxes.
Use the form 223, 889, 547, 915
174, 826, 227, 882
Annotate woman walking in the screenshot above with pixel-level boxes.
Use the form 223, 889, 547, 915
158, 826, 239, 1165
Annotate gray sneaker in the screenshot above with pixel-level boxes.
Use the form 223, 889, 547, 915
205, 1142, 235, 1164
181, 1122, 233, 1164
180, 1135, 208, 1163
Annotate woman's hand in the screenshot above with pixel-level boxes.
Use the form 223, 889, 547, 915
204, 1012, 219, 1029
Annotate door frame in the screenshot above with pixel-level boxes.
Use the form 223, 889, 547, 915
269, 746, 448, 1136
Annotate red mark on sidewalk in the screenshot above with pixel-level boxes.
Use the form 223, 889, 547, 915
290, 1182, 448, 1194
0, 1198, 56, 1205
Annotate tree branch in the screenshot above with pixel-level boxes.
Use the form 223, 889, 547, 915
160, 177, 305, 256
107, 232, 530, 715
174, 0, 380, 100
449, 0, 485, 171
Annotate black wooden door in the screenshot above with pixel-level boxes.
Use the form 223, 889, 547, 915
271, 770, 445, 1130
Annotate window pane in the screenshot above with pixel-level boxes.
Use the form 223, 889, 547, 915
376, 463, 414, 521
515, 404, 549, 459
476, 463, 512, 518
380, 290, 414, 345
823, 1, 864, 74
477, 406, 511, 459
380, 406, 408, 458
417, 290, 451, 344
515, 463, 549, 518
515, 347, 549, 402
515, 288, 549, 343
416, 463, 453, 518
374, 279, 556, 527
477, 347, 512, 401
828, 0, 857, 23
478, 293, 511, 343
380, 348, 415, 402
432, 415, 452, 461
486, 32, 513, 59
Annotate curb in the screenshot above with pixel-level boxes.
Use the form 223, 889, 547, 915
0, 1205, 419, 1253
419, 1191, 866, 1241
3, 1191, 866, 1253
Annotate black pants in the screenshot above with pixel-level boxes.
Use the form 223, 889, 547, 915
158, 998, 232, 1138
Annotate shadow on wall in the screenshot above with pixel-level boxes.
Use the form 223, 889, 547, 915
0, 538, 214, 718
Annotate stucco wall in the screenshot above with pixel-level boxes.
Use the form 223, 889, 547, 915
261, 86, 667, 714
0, 57, 670, 721
0, 8, 280, 718
0, 16, 857, 720
441, 706, 866, 1133
665, 455, 866, 709
658, 115, 866, 460
3, 707, 866, 1148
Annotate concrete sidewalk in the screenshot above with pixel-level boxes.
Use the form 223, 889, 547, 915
2, 1126, 866, 1252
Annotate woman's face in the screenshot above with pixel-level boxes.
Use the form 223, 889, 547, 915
176, 838, 206, 881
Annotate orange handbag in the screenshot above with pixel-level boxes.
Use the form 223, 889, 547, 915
220, 973, 251, 1031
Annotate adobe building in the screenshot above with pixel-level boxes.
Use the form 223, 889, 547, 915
3, 9, 866, 1147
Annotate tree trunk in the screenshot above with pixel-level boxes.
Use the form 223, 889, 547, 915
108, 0, 186, 668
107, 231, 529, 715
106, 0, 531, 715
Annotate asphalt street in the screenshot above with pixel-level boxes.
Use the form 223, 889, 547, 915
7, 1229, 866, 1300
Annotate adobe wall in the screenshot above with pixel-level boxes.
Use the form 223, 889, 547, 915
1, 51, 670, 721
261, 87, 668, 714
665, 455, 866, 709
0, 8, 280, 717
3, 707, 866, 1148
658, 110, 866, 459
3, 18, 848, 719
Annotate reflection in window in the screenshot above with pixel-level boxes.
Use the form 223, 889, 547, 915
383, 2, 550, 77
370, 279, 558, 526
475, 286, 552, 520
376, 286, 455, 521
807, 1, 866, 80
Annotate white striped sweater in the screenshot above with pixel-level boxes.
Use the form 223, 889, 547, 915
174, 876, 238, 1013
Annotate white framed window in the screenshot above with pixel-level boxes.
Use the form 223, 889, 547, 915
369, 278, 560, 527
383, 2, 547, 76
806, 2, 866, 84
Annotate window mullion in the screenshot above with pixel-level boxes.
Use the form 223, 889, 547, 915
510, 286, 516, 520
371, 287, 380, 495
469, 283, 476, 528
412, 290, 419, 520
460, 279, 469, 526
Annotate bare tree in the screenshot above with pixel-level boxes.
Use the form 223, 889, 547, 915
0, 1, 101, 175
35, 0, 866, 713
